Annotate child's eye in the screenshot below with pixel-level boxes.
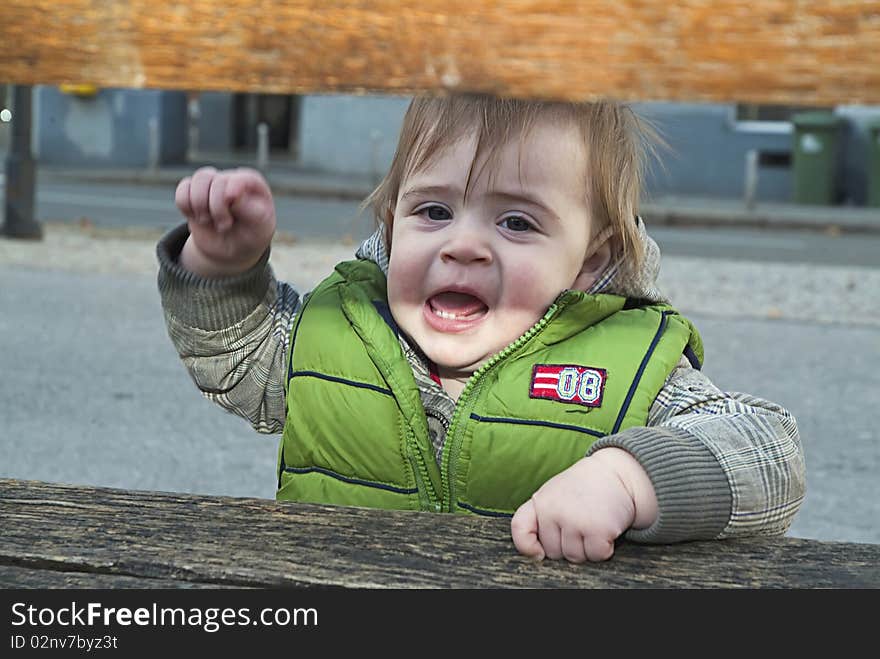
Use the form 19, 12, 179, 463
415, 204, 452, 221
499, 215, 534, 232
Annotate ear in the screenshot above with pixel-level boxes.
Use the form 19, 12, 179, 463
571, 230, 613, 292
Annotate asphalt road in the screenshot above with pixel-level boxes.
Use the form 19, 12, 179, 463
13, 178, 880, 266
32, 179, 372, 242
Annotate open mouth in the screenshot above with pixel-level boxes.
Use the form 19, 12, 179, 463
424, 290, 489, 330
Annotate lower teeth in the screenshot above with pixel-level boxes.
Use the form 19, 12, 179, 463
432, 306, 484, 320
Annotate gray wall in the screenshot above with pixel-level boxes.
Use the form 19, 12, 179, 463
194, 92, 235, 153
295, 96, 800, 203
28, 86, 879, 206
636, 102, 794, 203
636, 102, 880, 205
35, 87, 187, 167
298, 94, 409, 181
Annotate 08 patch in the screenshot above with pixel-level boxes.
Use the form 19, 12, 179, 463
529, 364, 607, 408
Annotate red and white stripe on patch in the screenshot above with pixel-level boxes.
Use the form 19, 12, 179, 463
529, 364, 607, 408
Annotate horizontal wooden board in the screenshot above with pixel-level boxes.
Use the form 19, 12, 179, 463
3, 1, 880, 105
1, 479, 878, 588
0, 565, 233, 589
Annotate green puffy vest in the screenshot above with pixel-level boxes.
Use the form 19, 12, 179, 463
278, 260, 703, 517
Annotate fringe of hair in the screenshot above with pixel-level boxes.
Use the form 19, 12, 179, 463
362, 94, 663, 275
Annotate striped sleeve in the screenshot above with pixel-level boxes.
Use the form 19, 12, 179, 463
157, 224, 300, 434
587, 356, 805, 543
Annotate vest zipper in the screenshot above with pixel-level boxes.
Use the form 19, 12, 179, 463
439, 300, 566, 513
405, 424, 441, 512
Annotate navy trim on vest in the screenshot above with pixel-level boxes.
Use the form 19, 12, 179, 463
470, 413, 605, 438
684, 344, 702, 370
372, 300, 401, 338
283, 465, 419, 495
457, 501, 514, 518
277, 451, 286, 490
289, 371, 393, 396
287, 292, 315, 383
611, 310, 673, 434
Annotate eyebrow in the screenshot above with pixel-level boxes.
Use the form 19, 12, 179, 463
487, 190, 556, 217
399, 185, 463, 202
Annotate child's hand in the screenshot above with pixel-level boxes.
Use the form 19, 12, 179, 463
175, 167, 277, 277
510, 448, 658, 563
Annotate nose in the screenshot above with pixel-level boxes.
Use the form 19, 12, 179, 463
439, 218, 493, 265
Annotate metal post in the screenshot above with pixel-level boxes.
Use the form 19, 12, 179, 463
744, 149, 759, 212
256, 122, 269, 170
147, 117, 160, 172
187, 96, 200, 161
2, 85, 42, 239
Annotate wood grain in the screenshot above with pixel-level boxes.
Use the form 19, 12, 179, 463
0, 565, 233, 589
1, 479, 877, 588
3, 1, 879, 105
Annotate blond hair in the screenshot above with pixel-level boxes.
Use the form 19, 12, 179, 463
364, 93, 659, 274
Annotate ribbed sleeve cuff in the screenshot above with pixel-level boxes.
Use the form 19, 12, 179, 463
156, 223, 273, 330
587, 426, 732, 544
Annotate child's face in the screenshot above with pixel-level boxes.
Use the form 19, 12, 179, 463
387, 119, 599, 377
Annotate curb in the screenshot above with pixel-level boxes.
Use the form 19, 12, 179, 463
642, 204, 880, 234
37, 168, 374, 202
21, 168, 880, 234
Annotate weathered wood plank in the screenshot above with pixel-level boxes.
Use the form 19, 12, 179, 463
1, 479, 877, 588
3, 1, 879, 105
0, 565, 233, 589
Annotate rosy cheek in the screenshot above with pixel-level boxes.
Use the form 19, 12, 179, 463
388, 226, 437, 300
386, 267, 405, 306
504, 264, 554, 313
387, 255, 423, 307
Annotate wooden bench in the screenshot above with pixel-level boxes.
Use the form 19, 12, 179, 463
3, 479, 878, 588
3, 1, 879, 587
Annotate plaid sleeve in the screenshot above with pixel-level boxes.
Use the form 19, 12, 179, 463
157, 224, 301, 434
587, 356, 805, 543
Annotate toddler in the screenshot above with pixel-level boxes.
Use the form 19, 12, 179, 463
158, 94, 805, 562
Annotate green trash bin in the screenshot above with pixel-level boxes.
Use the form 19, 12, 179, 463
867, 118, 880, 208
791, 111, 843, 205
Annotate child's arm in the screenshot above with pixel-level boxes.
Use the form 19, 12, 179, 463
157, 167, 298, 433
511, 357, 805, 562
